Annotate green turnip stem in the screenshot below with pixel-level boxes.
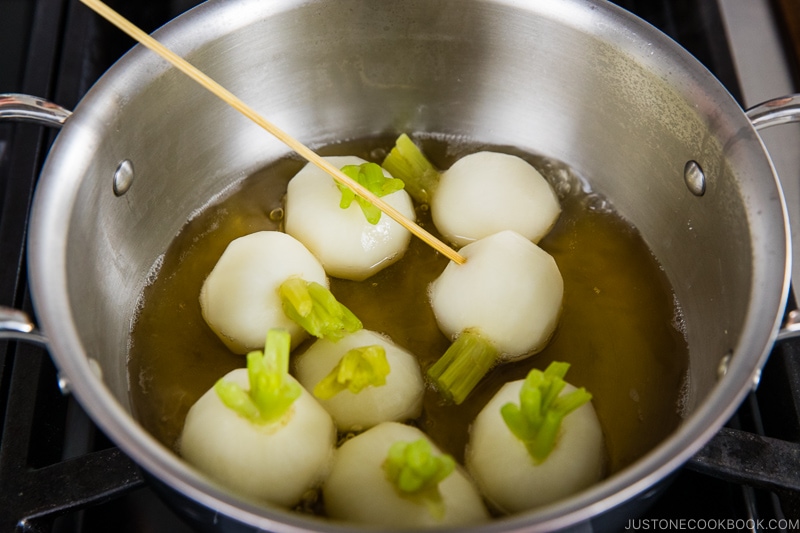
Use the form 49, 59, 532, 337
279, 278, 362, 341
427, 330, 499, 405
313, 344, 391, 400
383, 438, 456, 520
382, 134, 441, 204
500, 362, 592, 463
338, 163, 406, 225
214, 329, 301, 425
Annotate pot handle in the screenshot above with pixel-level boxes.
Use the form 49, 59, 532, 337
0, 308, 47, 345
0, 93, 72, 126
746, 94, 800, 130
746, 95, 800, 343
0, 93, 71, 346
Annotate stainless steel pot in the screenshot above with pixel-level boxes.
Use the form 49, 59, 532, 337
2, 0, 800, 530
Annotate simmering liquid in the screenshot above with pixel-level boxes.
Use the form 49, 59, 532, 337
129, 136, 688, 489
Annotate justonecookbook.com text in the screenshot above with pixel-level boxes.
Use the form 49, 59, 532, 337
625, 518, 800, 530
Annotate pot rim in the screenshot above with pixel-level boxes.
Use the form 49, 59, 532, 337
26, 0, 792, 530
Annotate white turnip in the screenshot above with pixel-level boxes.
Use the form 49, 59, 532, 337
200, 231, 361, 354
294, 329, 424, 432
427, 230, 563, 403
180, 329, 336, 507
285, 156, 415, 281
465, 362, 604, 513
199, 231, 329, 353
323, 422, 489, 527
383, 134, 560, 247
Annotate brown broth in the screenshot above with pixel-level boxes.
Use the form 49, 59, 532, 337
128, 136, 688, 482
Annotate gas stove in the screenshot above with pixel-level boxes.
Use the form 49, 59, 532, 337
1, 1, 799, 531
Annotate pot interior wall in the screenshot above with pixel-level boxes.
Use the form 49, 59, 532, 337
52, 0, 780, 507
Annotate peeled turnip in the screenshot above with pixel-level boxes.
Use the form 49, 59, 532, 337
199, 231, 328, 353
466, 362, 604, 513
285, 156, 415, 281
323, 422, 489, 527
427, 230, 563, 403
200, 231, 361, 354
294, 329, 424, 432
180, 330, 336, 508
383, 134, 560, 246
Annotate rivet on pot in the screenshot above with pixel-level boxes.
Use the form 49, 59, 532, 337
57, 373, 71, 395
88, 358, 103, 380
684, 160, 706, 197
113, 159, 135, 196
751, 368, 762, 390
717, 352, 732, 379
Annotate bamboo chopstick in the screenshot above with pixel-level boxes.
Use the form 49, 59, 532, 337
80, 0, 466, 265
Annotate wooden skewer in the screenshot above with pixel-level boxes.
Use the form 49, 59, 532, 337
80, 0, 466, 265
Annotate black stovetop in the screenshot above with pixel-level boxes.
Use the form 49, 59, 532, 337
1, 1, 799, 531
